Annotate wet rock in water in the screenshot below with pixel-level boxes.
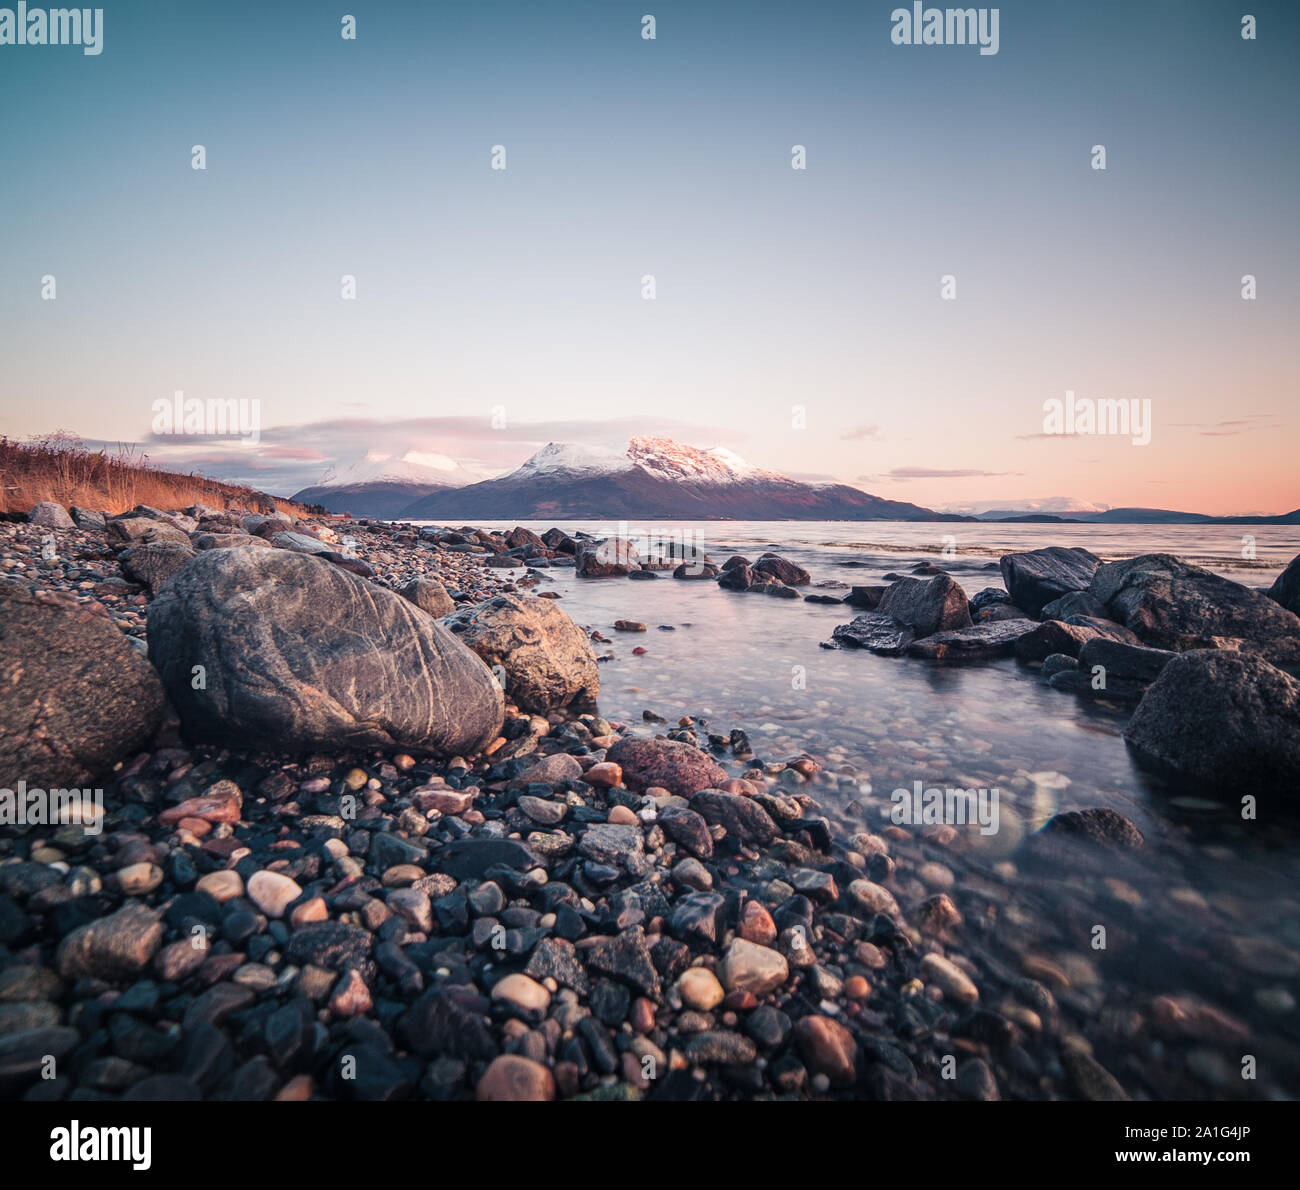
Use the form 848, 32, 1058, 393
0, 584, 164, 787
717, 564, 753, 591
56, 903, 165, 981
843, 584, 888, 609
0, 1027, 80, 1095
398, 577, 455, 618
975, 603, 1028, 623
903, 618, 1035, 661
1041, 807, 1144, 849
1041, 590, 1107, 620
1063, 1049, 1128, 1101
575, 537, 641, 578
606, 736, 728, 797
1012, 617, 1138, 662
443, 593, 598, 712
877, 574, 971, 636
1076, 636, 1176, 683
119, 541, 196, 595
1267, 552, 1300, 616
831, 612, 915, 655
673, 562, 718, 579
794, 1015, 858, 1086
752, 554, 810, 586
146, 547, 503, 756
1047, 670, 1147, 703
969, 587, 1013, 613
1040, 653, 1079, 680
27, 501, 75, 529
999, 546, 1101, 618
919, 953, 979, 1005
476, 1054, 556, 1101
691, 790, 778, 847
505, 526, 547, 552
1123, 650, 1300, 788
1091, 553, 1300, 664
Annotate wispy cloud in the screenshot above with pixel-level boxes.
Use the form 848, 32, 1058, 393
841, 423, 882, 441
1168, 415, 1282, 437
860, 467, 1024, 482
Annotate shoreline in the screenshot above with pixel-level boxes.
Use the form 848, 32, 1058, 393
1, 505, 1298, 1101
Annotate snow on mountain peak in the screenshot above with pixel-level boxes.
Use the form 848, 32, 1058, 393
627, 436, 787, 484
323, 450, 480, 488
510, 441, 633, 479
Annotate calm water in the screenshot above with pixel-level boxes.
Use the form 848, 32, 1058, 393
455, 520, 1300, 1097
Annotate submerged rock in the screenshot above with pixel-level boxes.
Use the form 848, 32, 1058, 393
575, 538, 641, 578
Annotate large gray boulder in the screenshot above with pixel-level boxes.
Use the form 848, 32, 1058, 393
1267, 553, 1300, 616
999, 547, 1101, 618
1124, 650, 1300, 789
877, 574, 971, 636
107, 517, 190, 546
119, 541, 195, 595
1091, 554, 1300, 665
27, 502, 74, 529
575, 538, 641, 578
146, 548, 503, 756
0, 583, 164, 786
442, 593, 598, 712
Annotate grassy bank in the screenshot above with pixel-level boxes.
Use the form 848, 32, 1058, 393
0, 435, 314, 518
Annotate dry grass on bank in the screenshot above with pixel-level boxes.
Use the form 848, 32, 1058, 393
0, 435, 315, 518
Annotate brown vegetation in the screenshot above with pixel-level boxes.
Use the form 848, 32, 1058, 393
0, 434, 316, 518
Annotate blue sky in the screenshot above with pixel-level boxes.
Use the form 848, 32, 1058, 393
1, 1, 1296, 512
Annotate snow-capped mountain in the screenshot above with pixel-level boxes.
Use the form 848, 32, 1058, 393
399, 436, 960, 522
292, 450, 483, 517
942, 496, 1111, 519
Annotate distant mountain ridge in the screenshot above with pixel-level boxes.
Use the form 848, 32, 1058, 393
399, 436, 967, 522
291, 451, 484, 518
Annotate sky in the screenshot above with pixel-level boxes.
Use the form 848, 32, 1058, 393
1, 0, 1297, 514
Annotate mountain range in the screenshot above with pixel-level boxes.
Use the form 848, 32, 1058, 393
290, 439, 1300, 524
292, 437, 963, 521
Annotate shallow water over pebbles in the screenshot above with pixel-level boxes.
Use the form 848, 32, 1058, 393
466, 520, 1300, 1098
